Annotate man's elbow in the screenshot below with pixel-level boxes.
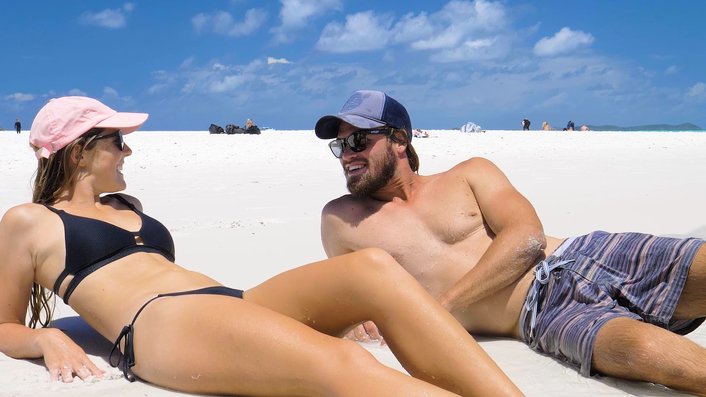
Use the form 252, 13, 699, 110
520, 226, 547, 262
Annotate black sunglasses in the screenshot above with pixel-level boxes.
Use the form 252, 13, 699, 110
328, 128, 392, 158
90, 130, 125, 151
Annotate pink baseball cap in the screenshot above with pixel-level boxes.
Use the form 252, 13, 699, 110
29, 96, 149, 159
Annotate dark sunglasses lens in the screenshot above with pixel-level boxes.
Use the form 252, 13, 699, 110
111, 133, 124, 151
329, 139, 344, 158
348, 132, 367, 152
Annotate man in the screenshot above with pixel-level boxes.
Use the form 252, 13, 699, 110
15, 118, 21, 134
314, 90, 706, 395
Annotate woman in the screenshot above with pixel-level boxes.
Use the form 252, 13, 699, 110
0, 96, 523, 396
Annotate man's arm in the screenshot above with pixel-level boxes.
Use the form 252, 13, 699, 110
438, 158, 546, 313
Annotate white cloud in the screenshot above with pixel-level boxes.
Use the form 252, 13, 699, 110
391, 12, 433, 44
665, 65, 679, 75
103, 87, 120, 97
268, 56, 292, 65
533, 27, 594, 57
316, 11, 392, 53
405, 0, 507, 50
210, 75, 247, 93
5, 93, 34, 102
68, 88, 87, 96
78, 3, 134, 29
192, 8, 267, 37
315, 1, 511, 61
686, 82, 706, 101
433, 37, 505, 63
272, 0, 342, 43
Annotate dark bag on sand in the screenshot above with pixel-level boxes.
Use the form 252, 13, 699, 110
225, 124, 239, 135
209, 123, 224, 134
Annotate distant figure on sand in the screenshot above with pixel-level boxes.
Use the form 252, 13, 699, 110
521, 118, 530, 131
541, 121, 551, 131
15, 118, 22, 134
413, 128, 429, 138
0, 97, 521, 396
566, 120, 575, 131
245, 118, 261, 135
314, 89, 706, 396
580, 124, 590, 131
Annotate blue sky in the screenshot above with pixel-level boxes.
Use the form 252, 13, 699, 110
2, 0, 705, 130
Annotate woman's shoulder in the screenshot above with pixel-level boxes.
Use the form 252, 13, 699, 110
0, 203, 58, 240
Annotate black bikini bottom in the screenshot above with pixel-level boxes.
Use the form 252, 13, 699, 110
109, 286, 244, 381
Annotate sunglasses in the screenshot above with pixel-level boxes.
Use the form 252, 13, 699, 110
89, 130, 125, 151
328, 128, 392, 158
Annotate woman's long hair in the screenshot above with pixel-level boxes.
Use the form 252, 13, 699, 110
28, 129, 102, 328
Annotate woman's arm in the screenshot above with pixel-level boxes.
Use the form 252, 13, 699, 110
0, 206, 104, 382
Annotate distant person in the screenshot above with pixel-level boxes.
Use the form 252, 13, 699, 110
541, 121, 551, 131
245, 118, 261, 135
521, 118, 531, 131
580, 124, 590, 131
15, 118, 21, 134
566, 120, 575, 131
413, 128, 429, 138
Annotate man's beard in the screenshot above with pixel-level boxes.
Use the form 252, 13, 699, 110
347, 144, 397, 197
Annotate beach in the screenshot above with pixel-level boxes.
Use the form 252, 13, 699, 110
1, 129, 705, 396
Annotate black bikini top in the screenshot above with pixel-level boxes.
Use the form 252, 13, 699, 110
45, 194, 175, 304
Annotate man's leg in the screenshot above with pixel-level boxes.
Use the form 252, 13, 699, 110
674, 244, 706, 318
593, 245, 706, 396
592, 317, 706, 396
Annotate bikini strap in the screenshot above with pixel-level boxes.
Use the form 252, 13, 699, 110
107, 193, 137, 211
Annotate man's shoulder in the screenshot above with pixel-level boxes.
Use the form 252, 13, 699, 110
443, 156, 498, 176
322, 194, 367, 214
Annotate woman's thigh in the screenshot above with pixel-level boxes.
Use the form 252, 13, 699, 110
130, 293, 378, 396
244, 249, 418, 335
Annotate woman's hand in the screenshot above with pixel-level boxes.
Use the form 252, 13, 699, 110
37, 328, 105, 382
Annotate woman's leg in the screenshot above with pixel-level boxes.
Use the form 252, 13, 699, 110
130, 292, 461, 397
246, 248, 523, 397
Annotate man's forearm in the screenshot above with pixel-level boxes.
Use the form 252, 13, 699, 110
439, 228, 545, 313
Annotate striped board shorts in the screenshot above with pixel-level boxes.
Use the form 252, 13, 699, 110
519, 231, 704, 376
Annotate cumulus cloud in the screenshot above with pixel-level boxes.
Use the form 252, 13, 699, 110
316, 11, 392, 53
5, 93, 34, 102
192, 8, 267, 37
316, 0, 510, 61
406, 0, 506, 50
533, 27, 594, 57
79, 3, 134, 29
686, 82, 706, 101
267, 56, 292, 65
272, 0, 342, 43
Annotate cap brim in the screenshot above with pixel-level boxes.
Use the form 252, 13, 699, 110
315, 114, 386, 139
95, 112, 149, 134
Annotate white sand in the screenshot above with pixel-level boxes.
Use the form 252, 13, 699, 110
1, 129, 705, 396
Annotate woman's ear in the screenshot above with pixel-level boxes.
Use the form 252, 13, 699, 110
69, 145, 84, 166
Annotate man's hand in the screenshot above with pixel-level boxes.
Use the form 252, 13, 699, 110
344, 321, 385, 345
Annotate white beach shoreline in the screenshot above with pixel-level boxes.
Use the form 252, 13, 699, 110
1, 129, 705, 396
